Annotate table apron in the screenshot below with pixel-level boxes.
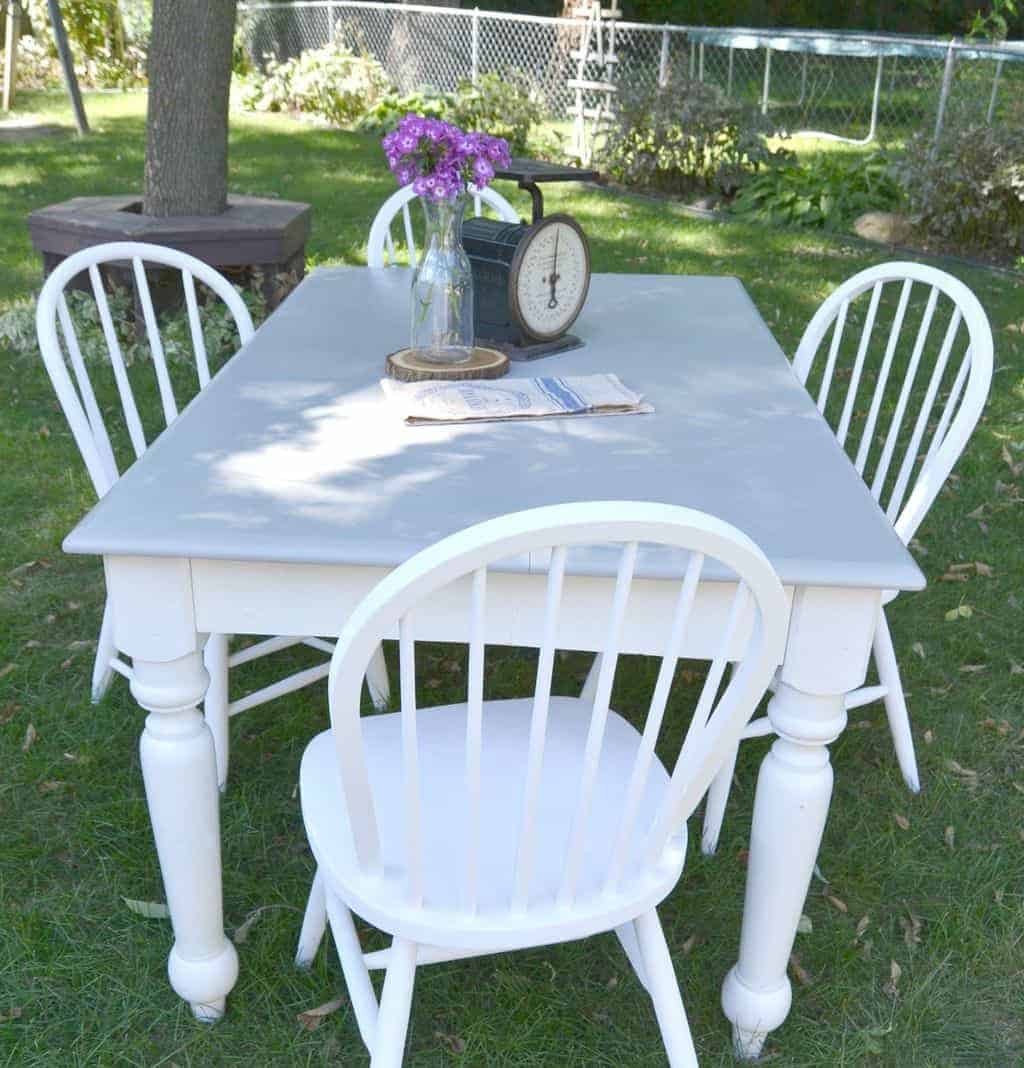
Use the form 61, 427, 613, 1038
191, 558, 775, 661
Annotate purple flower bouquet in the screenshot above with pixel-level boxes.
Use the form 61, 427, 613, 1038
382, 115, 511, 201
382, 115, 511, 365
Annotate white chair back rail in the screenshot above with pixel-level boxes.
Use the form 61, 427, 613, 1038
326, 502, 788, 922
791, 261, 994, 544
366, 185, 520, 269
35, 240, 255, 498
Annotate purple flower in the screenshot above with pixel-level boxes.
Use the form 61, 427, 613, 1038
473, 157, 495, 184
384, 113, 510, 201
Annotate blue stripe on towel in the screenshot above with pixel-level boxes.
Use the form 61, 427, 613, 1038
536, 377, 587, 413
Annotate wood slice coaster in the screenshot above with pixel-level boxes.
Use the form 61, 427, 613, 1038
385, 346, 509, 382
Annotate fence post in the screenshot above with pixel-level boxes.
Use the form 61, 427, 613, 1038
761, 45, 772, 115
470, 6, 480, 85
658, 25, 669, 87
932, 38, 957, 151
689, 38, 695, 80
987, 56, 1004, 123
698, 41, 704, 82
3, 0, 21, 112
866, 54, 883, 142
727, 44, 734, 98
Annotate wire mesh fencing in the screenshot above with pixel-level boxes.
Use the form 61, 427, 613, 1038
237, 2, 1024, 151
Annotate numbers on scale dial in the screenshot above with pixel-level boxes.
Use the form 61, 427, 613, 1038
515, 219, 588, 340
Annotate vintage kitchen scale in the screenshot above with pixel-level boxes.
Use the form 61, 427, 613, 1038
463, 159, 599, 360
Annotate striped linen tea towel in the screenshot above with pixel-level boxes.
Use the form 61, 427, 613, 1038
381, 373, 653, 425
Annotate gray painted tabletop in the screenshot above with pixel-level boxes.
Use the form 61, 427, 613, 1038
65, 268, 924, 591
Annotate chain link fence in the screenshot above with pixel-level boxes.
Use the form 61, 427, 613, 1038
237, 2, 1024, 149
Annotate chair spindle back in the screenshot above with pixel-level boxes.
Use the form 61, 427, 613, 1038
327, 503, 788, 916
792, 262, 993, 544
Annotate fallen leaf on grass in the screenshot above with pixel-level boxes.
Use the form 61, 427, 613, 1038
59, 657, 73, 671
911, 642, 925, 659
0, 663, 15, 680
981, 718, 1011, 736
944, 604, 973, 621
944, 825, 956, 850
21, 723, 37, 752
296, 997, 345, 1031
37, 780, 67, 794
960, 663, 988, 673
883, 959, 902, 998
1011, 662, 1024, 676
894, 813, 910, 831
899, 912, 923, 947
924, 729, 935, 745
796, 914, 813, 934
233, 908, 263, 945
680, 932, 699, 956
0, 702, 20, 725
854, 915, 871, 941
122, 898, 170, 919
945, 759, 978, 780
436, 1031, 467, 1054
788, 953, 812, 986
826, 895, 848, 914
1001, 443, 1023, 478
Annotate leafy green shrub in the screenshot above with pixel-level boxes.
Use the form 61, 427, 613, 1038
0, 284, 265, 368
447, 73, 544, 155
597, 78, 789, 197
240, 43, 390, 127
356, 91, 450, 136
733, 151, 903, 230
356, 74, 545, 156
16, 0, 148, 90
893, 113, 1024, 258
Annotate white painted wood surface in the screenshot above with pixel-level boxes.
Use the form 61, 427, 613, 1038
295, 502, 788, 1066
63, 269, 919, 1052
702, 263, 994, 859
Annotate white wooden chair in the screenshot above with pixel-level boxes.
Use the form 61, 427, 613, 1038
292, 501, 788, 1067
35, 241, 391, 790
700, 262, 994, 855
366, 184, 519, 269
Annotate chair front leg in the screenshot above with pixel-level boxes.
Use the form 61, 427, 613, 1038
325, 891, 380, 1053
366, 643, 392, 711
874, 609, 920, 793
203, 633, 230, 792
372, 937, 418, 1068
296, 867, 327, 968
701, 741, 740, 855
91, 597, 118, 702
634, 910, 699, 1068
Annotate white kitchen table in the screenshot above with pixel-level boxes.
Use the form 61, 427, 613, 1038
65, 267, 923, 1056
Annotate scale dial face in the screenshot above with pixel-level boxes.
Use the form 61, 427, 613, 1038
509, 213, 591, 342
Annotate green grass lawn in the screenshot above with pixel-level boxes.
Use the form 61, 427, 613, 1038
1, 90, 1023, 1067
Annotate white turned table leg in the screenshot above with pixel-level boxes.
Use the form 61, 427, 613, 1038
721, 683, 845, 1058
133, 652, 239, 1021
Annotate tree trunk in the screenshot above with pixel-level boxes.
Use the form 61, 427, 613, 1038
144, 0, 237, 217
